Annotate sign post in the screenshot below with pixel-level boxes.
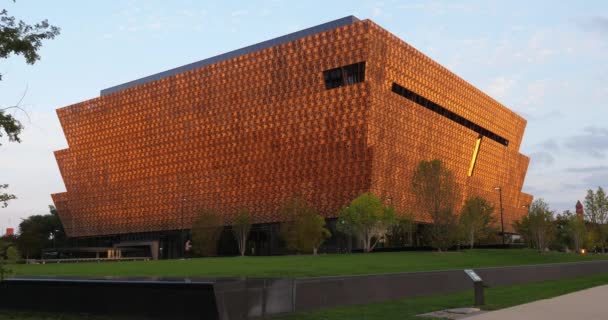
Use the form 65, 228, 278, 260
464, 269, 484, 306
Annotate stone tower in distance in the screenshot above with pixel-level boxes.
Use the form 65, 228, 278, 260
576, 200, 584, 219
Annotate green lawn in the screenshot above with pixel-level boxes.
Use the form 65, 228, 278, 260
11, 249, 608, 278
273, 272, 608, 320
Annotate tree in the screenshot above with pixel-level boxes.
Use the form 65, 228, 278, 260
458, 196, 496, 249
16, 205, 65, 259
388, 211, 416, 247
1, 5, 60, 207
411, 160, 459, 251
513, 217, 531, 248
586, 228, 601, 252
514, 199, 555, 252
191, 210, 223, 257
584, 187, 608, 252
563, 211, 587, 252
1, 4, 60, 141
0, 184, 16, 208
280, 195, 330, 255
554, 211, 572, 251
337, 193, 396, 253
0, 240, 19, 280
426, 209, 459, 251
293, 212, 330, 255
231, 209, 252, 256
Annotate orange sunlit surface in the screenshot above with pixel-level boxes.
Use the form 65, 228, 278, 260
52, 19, 531, 237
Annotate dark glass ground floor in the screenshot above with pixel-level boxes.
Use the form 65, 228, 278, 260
45, 220, 512, 260
51, 220, 349, 259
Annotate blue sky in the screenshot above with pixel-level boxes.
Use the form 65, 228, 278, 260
1, 1, 607, 230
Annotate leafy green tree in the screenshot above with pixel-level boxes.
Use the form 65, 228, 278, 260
0, 240, 19, 280
554, 211, 572, 250
513, 217, 531, 248
584, 187, 608, 252
1, 7, 60, 144
427, 209, 459, 251
231, 209, 252, 256
586, 228, 601, 252
514, 199, 555, 252
16, 205, 65, 259
337, 193, 396, 253
0, 184, 16, 208
280, 195, 310, 251
293, 212, 330, 255
280, 195, 330, 255
458, 196, 496, 249
388, 211, 416, 247
566, 213, 587, 252
1, 4, 60, 207
411, 160, 459, 251
0, 7, 60, 79
191, 210, 223, 257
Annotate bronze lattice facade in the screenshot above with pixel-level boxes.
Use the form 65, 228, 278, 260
52, 16, 532, 238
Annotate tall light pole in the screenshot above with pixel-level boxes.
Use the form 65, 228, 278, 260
180, 197, 186, 259
494, 186, 505, 246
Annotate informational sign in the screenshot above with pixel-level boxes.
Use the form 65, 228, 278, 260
464, 269, 482, 282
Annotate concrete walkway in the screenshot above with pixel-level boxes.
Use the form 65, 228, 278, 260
465, 285, 608, 320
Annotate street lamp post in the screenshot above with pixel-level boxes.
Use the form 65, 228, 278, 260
494, 186, 505, 246
180, 197, 186, 259
522, 204, 530, 215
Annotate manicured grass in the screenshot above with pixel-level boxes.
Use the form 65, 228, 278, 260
11, 249, 608, 278
272, 272, 608, 320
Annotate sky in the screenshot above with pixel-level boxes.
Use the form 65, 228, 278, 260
1, 1, 607, 231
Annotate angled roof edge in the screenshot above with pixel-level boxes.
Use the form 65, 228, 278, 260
100, 15, 360, 96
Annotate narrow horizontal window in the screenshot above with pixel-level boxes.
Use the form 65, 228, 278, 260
323, 62, 365, 90
391, 83, 509, 146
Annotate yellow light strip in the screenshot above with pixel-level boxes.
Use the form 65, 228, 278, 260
468, 136, 483, 177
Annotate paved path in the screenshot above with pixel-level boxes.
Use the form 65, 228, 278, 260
465, 285, 608, 320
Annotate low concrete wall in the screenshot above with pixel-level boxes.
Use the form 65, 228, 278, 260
0, 278, 218, 320
3, 260, 608, 319
214, 278, 295, 319
214, 260, 608, 318
294, 269, 469, 310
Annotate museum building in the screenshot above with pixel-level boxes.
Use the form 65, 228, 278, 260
52, 16, 532, 258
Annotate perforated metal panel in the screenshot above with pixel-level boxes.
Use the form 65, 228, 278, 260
52, 18, 531, 237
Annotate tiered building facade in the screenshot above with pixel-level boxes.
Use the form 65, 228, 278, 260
52, 16, 532, 256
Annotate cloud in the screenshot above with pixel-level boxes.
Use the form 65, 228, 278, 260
372, 6, 382, 18
231, 10, 248, 17
582, 173, 608, 189
549, 199, 578, 213
560, 182, 584, 190
565, 165, 608, 173
528, 151, 554, 167
526, 31, 557, 63
525, 139, 560, 168
538, 138, 559, 152
564, 126, 608, 158
516, 110, 561, 122
521, 80, 547, 108
580, 16, 608, 35
485, 76, 516, 100
522, 184, 547, 196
